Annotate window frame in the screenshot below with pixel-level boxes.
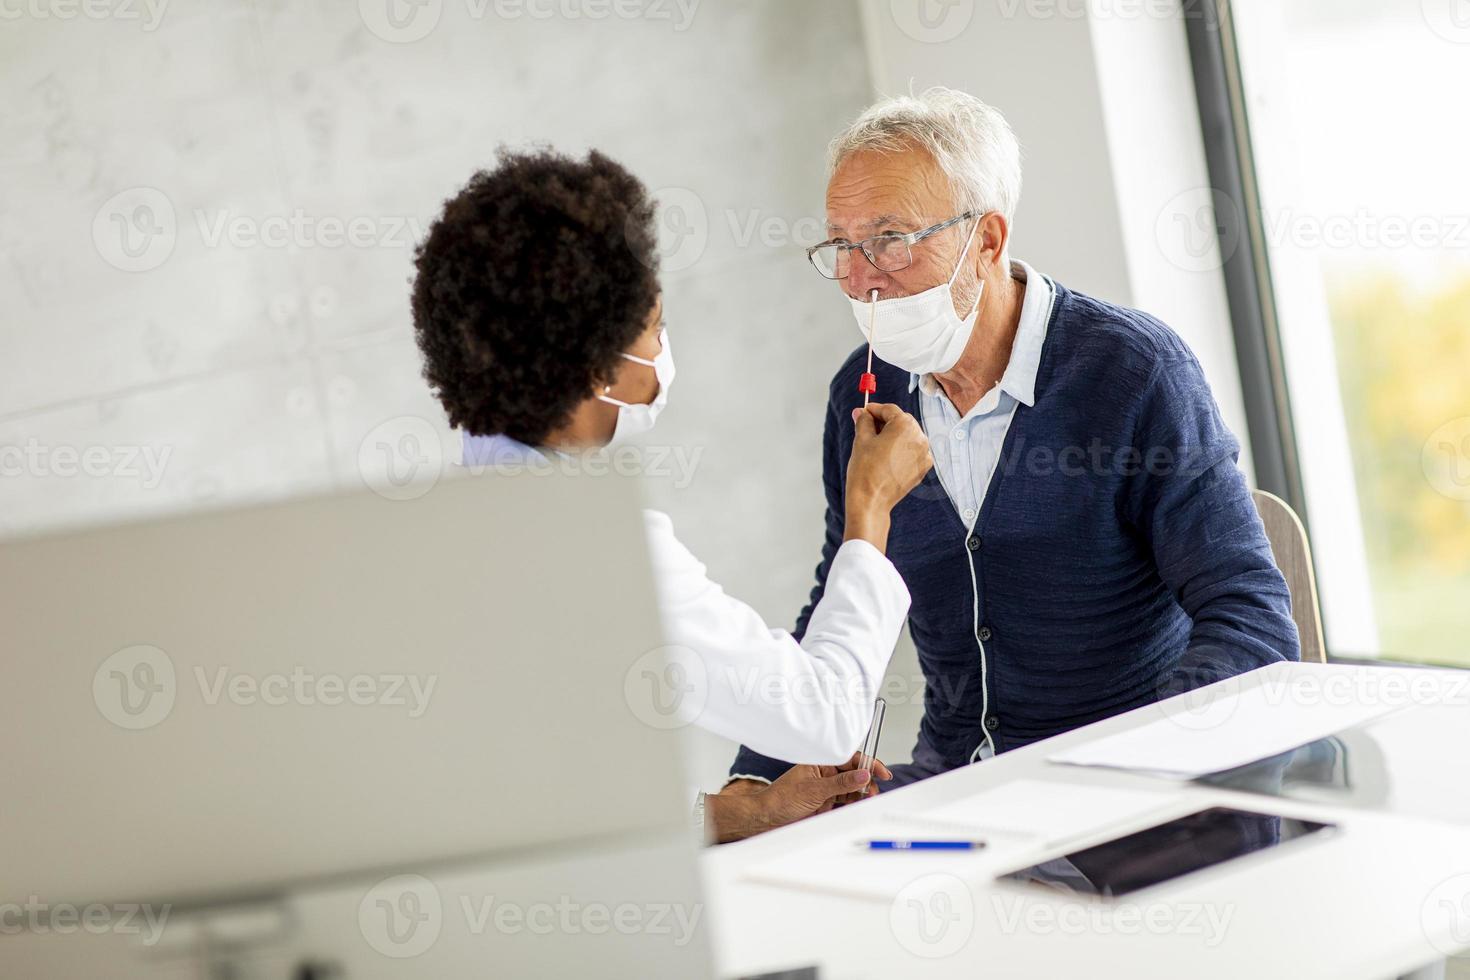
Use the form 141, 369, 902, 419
1182, 2, 1378, 663
1184, 3, 1307, 521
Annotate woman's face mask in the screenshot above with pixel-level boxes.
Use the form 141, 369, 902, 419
596, 328, 676, 445
847, 216, 985, 376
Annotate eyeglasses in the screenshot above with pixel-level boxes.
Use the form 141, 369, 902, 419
806, 212, 977, 280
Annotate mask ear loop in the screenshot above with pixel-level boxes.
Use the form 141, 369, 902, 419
598, 345, 660, 406
950, 213, 986, 320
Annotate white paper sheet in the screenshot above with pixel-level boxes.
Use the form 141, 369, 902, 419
741, 781, 1175, 901
908, 778, 1176, 844
1046, 674, 1403, 777
742, 820, 1003, 902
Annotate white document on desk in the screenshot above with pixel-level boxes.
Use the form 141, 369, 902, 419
1047, 673, 1404, 778
907, 778, 1176, 844
742, 781, 1174, 902
743, 824, 1000, 902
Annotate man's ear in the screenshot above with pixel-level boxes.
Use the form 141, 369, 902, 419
978, 211, 1009, 268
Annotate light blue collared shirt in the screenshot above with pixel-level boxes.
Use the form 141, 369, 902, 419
913, 259, 1055, 532
460, 432, 548, 468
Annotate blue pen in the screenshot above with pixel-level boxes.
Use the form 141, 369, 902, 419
865, 839, 987, 851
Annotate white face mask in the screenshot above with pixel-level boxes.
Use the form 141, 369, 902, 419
596, 328, 675, 444
847, 217, 983, 376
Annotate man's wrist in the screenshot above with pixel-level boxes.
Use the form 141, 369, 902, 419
706, 790, 766, 844
721, 777, 769, 795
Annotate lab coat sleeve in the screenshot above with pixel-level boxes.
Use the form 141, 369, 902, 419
643, 508, 909, 765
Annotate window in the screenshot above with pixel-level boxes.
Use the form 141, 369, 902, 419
1202, 1, 1470, 667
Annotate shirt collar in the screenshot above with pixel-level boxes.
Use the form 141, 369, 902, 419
460, 432, 550, 467
908, 258, 1053, 411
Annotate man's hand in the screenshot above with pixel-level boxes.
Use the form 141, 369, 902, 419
833, 750, 893, 807
845, 403, 933, 552
707, 754, 893, 843
705, 765, 863, 844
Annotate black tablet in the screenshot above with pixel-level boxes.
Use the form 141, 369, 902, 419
998, 806, 1334, 898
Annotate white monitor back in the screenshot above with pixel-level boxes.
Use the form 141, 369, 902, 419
0, 472, 711, 978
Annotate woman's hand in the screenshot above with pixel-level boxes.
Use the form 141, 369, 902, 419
844, 403, 934, 553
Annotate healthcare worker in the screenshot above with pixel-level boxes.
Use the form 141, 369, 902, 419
411, 148, 932, 840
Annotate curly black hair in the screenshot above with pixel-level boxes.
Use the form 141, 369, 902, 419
411, 148, 660, 446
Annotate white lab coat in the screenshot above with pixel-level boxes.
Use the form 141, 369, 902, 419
643, 510, 910, 765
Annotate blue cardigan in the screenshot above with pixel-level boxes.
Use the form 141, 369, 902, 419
731, 279, 1300, 787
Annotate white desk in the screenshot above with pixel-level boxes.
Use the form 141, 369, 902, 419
702, 662, 1470, 980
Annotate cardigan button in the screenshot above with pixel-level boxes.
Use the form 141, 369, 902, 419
984, 716, 1000, 732
966, 534, 982, 552
977, 626, 993, 642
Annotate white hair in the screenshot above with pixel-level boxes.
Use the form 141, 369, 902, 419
827, 86, 1023, 226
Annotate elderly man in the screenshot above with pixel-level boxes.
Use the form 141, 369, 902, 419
727, 87, 1299, 792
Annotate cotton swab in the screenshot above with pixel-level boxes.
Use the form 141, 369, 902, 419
859, 288, 878, 407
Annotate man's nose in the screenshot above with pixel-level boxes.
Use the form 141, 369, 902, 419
843, 250, 892, 300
